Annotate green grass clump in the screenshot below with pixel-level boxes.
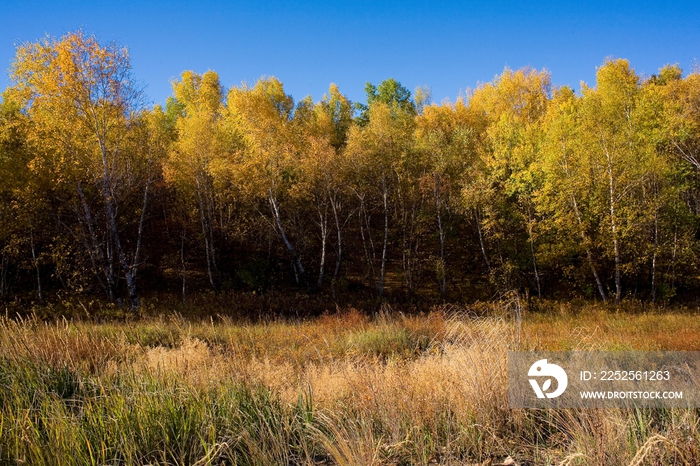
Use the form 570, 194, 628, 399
347, 326, 430, 359
0, 359, 317, 465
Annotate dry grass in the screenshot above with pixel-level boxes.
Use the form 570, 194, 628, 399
0, 302, 699, 464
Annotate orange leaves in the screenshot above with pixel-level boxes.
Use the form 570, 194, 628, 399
13, 31, 134, 124
9, 30, 141, 183
470, 67, 551, 127
226, 77, 299, 193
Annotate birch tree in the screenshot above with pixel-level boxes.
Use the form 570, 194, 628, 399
346, 79, 416, 297
227, 77, 311, 291
296, 84, 354, 291
166, 70, 227, 289
10, 31, 149, 309
415, 99, 479, 298
465, 67, 550, 294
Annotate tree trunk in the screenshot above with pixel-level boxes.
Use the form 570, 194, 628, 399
0, 252, 6, 298
77, 181, 116, 302
561, 146, 607, 302
269, 189, 309, 292
651, 210, 658, 302
437, 203, 446, 299
526, 206, 541, 298
431, 175, 447, 299
102, 178, 138, 310
329, 189, 344, 298
130, 161, 151, 286
571, 194, 607, 302
196, 177, 217, 290
357, 195, 376, 286
606, 153, 622, 303
317, 200, 328, 290
97, 139, 139, 310
29, 228, 42, 301
671, 231, 677, 291
181, 232, 187, 305
474, 208, 492, 273
378, 173, 389, 297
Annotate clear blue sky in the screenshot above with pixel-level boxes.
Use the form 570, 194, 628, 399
1, 0, 699, 107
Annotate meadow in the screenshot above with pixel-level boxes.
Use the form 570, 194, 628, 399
1, 299, 699, 465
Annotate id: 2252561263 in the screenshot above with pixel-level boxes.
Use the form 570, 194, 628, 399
581, 370, 670, 381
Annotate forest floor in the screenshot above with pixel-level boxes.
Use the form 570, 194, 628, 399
1, 300, 699, 465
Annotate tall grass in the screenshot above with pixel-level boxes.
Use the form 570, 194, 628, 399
0, 304, 699, 464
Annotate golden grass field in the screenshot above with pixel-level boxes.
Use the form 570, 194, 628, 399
1, 300, 699, 465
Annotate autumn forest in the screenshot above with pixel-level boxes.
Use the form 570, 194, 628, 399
2, 30, 700, 311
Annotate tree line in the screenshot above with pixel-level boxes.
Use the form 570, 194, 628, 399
1, 31, 700, 309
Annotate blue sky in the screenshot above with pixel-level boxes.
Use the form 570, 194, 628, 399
1, 0, 699, 107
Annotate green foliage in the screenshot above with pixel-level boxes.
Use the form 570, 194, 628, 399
356, 78, 416, 125
348, 326, 429, 359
